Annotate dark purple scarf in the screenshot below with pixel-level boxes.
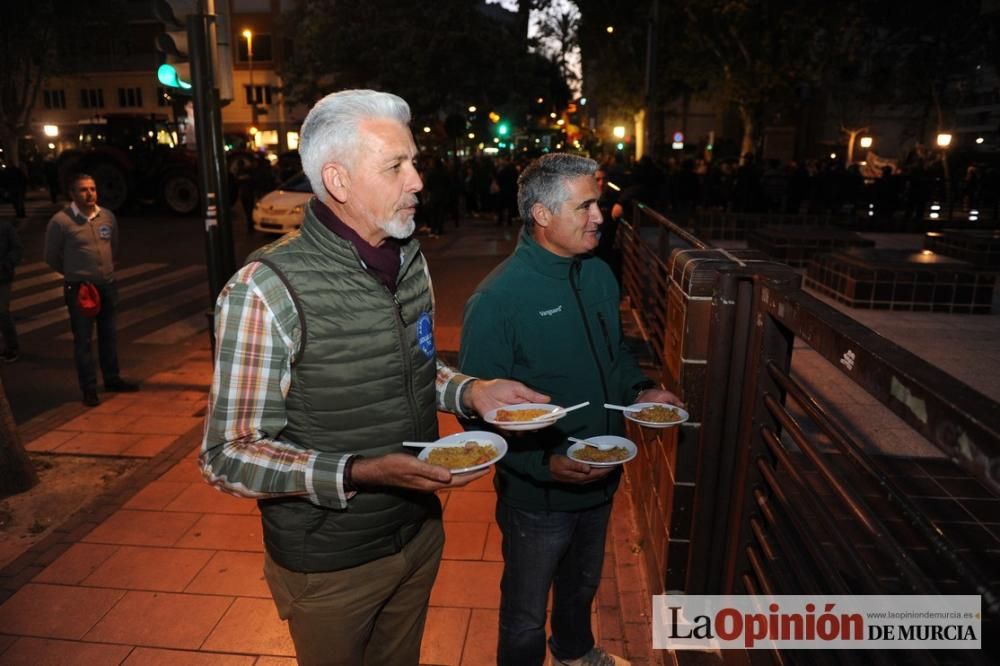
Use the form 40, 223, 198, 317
310, 198, 403, 293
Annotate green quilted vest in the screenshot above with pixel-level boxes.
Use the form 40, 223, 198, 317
252, 208, 440, 572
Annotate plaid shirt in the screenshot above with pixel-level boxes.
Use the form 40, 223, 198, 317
200, 261, 475, 509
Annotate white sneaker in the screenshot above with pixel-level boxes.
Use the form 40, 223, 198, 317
552, 646, 630, 666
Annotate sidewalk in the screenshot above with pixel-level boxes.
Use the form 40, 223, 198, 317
0, 214, 660, 665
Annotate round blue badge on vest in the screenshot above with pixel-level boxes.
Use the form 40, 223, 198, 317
417, 311, 435, 358
98, 224, 112, 240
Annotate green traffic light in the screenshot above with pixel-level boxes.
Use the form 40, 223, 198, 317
498, 122, 509, 136
158, 64, 192, 90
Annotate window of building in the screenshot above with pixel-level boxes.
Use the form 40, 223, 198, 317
237, 34, 273, 62
244, 84, 273, 106
43, 90, 67, 109
118, 87, 144, 108
80, 88, 105, 109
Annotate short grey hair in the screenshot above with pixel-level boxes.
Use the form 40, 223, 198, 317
299, 89, 411, 198
518, 153, 598, 226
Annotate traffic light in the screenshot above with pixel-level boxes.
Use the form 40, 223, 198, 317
158, 63, 192, 90
497, 122, 510, 137
152, 0, 234, 101
154, 0, 193, 93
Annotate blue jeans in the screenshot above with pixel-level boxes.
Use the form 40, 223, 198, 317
496, 500, 613, 666
63, 281, 121, 392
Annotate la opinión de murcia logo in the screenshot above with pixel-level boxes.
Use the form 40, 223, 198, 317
653, 595, 982, 650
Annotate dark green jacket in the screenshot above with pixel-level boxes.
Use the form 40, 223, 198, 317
252, 210, 440, 572
459, 229, 648, 512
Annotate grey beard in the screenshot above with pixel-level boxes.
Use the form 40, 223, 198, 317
381, 214, 416, 239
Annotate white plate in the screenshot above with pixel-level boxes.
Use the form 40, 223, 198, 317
622, 402, 689, 428
417, 430, 508, 474
566, 435, 637, 467
483, 403, 566, 431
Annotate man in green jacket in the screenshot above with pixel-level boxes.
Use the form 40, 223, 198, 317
201, 89, 546, 666
459, 153, 680, 666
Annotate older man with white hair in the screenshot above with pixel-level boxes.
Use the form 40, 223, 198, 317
201, 89, 546, 666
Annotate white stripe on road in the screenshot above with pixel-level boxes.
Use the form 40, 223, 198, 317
56, 283, 208, 341
14, 265, 204, 334
12, 263, 169, 307
11, 262, 49, 278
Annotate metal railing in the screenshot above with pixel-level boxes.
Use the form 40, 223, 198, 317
616, 201, 1000, 665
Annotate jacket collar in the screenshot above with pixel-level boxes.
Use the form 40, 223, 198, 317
300, 198, 421, 278
70, 202, 102, 222
514, 227, 580, 279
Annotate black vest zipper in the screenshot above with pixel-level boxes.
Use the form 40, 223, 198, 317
569, 260, 611, 433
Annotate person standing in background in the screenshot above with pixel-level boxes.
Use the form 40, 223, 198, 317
44, 174, 139, 406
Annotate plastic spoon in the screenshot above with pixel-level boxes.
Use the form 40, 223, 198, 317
532, 401, 590, 421
603, 402, 642, 413
568, 436, 617, 452
402, 441, 457, 449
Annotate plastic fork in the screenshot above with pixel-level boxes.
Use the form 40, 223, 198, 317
532, 401, 590, 420
568, 436, 617, 452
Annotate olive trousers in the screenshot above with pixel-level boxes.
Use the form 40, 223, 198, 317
263, 518, 444, 666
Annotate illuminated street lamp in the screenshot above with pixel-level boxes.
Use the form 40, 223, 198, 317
936, 133, 952, 148
859, 136, 873, 149
468, 105, 477, 113
606, 25, 614, 34
242, 29, 258, 129
613, 126, 626, 139
43, 124, 59, 137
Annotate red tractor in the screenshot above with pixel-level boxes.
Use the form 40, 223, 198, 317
55, 114, 202, 215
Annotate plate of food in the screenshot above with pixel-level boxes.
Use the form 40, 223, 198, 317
417, 431, 508, 474
566, 435, 637, 467
622, 403, 689, 428
483, 403, 566, 431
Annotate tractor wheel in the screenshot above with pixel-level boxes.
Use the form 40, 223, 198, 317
161, 172, 200, 215
89, 162, 130, 212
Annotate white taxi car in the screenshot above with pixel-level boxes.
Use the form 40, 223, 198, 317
252, 171, 312, 235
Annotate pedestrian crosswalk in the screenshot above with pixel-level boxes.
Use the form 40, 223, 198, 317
0, 196, 61, 220
10, 261, 211, 344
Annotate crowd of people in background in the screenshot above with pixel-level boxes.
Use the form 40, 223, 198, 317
397, 145, 1000, 238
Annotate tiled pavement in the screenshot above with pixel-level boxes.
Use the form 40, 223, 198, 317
0, 345, 658, 664
0, 216, 661, 665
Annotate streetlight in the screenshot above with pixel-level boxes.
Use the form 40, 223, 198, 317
936, 133, 952, 148
468, 105, 477, 113
242, 29, 258, 133
859, 136, 873, 149
613, 126, 626, 139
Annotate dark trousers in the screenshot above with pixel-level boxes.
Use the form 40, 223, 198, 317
63, 281, 121, 392
0, 281, 18, 353
496, 500, 613, 666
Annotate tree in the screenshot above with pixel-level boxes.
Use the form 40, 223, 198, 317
0, 2, 58, 167
0, 1, 125, 167
672, 0, 861, 158
535, 4, 581, 91
279, 0, 566, 125
0, 377, 37, 498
